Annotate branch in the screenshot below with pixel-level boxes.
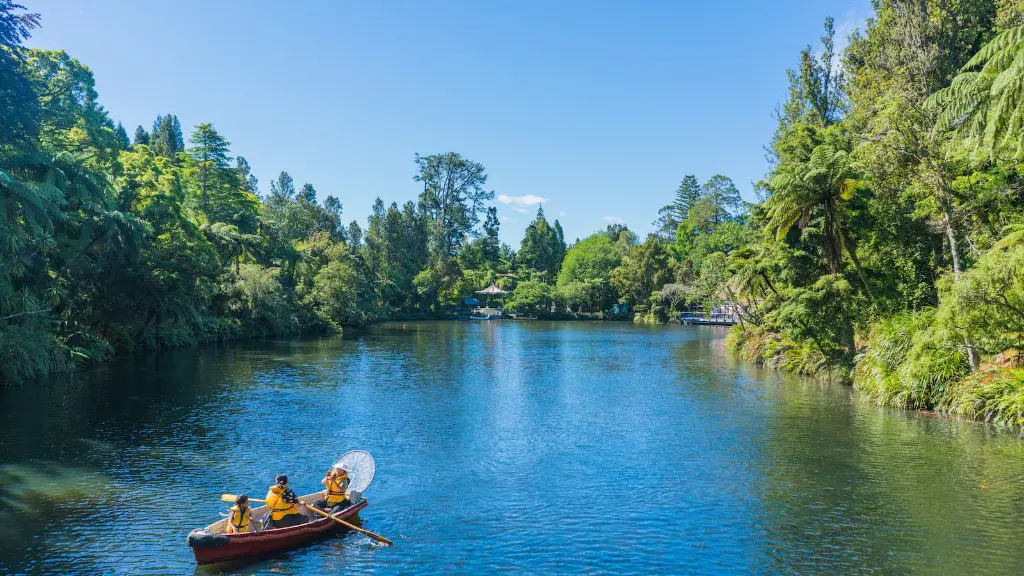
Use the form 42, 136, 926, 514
0, 308, 52, 322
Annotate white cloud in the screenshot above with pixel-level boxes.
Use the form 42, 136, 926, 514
498, 194, 547, 206
558, 211, 566, 217
498, 215, 513, 223
602, 216, 624, 224
513, 206, 530, 214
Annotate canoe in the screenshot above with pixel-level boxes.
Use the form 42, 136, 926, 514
187, 492, 369, 565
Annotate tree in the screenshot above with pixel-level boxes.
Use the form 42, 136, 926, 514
347, 220, 363, 249
654, 175, 702, 239
150, 114, 184, 158
364, 198, 428, 311
413, 152, 494, 261
701, 174, 742, 225
930, 24, 1024, 157
186, 122, 258, 231
133, 125, 149, 146
235, 156, 258, 196
269, 171, 295, 201
557, 233, 623, 312
482, 206, 500, 264
799, 17, 846, 125
611, 236, 672, 308
505, 280, 555, 315
322, 195, 343, 239
518, 206, 565, 278
114, 121, 130, 149
298, 182, 317, 203
22, 49, 121, 168
0, 1, 40, 147
764, 125, 864, 278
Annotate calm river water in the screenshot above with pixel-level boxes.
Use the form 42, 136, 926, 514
1, 322, 1023, 575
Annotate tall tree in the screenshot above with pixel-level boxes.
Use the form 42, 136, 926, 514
0, 1, 41, 147
611, 236, 672, 308
298, 182, 317, 203
150, 114, 184, 158
701, 174, 742, 224
133, 125, 149, 146
186, 122, 257, 230
235, 156, 258, 196
114, 121, 130, 149
799, 16, 846, 125
413, 152, 494, 261
654, 175, 702, 239
347, 220, 363, 249
481, 206, 501, 265
519, 206, 564, 278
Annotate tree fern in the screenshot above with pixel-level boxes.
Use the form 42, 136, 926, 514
928, 25, 1024, 157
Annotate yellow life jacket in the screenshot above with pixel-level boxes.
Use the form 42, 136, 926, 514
227, 504, 251, 533
265, 484, 301, 521
323, 472, 350, 505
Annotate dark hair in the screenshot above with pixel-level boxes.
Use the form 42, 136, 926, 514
236, 494, 248, 505
276, 474, 288, 485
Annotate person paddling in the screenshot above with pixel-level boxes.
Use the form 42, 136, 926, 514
265, 474, 306, 528
315, 466, 350, 514
225, 494, 252, 534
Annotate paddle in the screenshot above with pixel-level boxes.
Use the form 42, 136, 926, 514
220, 494, 393, 546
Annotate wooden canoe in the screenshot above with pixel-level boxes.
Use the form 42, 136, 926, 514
187, 492, 369, 565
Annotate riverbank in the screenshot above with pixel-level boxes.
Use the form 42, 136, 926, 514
726, 324, 1024, 434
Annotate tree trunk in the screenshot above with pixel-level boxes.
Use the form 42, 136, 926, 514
940, 196, 979, 370
838, 227, 876, 307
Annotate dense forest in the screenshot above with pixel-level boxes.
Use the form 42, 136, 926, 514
3, 1, 1024, 430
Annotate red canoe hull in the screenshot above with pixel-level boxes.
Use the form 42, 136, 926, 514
190, 499, 369, 565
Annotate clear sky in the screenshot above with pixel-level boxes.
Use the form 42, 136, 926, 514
24, 0, 868, 245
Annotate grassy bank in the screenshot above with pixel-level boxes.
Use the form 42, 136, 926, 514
727, 321, 1024, 434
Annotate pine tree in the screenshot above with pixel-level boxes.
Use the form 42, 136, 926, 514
347, 220, 363, 249
654, 175, 702, 240
270, 171, 295, 201
151, 114, 185, 157
114, 121, 130, 149
298, 183, 317, 203
186, 123, 257, 230
482, 206, 500, 264
236, 156, 258, 196
133, 125, 149, 145
188, 122, 231, 203
519, 206, 564, 278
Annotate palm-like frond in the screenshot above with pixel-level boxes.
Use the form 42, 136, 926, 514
928, 25, 1024, 157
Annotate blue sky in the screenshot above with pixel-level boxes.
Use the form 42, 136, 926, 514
25, 0, 869, 245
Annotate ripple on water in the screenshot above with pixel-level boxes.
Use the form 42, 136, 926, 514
0, 323, 1023, 575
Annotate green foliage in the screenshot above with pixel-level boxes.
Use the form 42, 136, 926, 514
518, 206, 566, 279
555, 233, 622, 312
414, 152, 494, 261
654, 175, 701, 240
217, 264, 294, 337
610, 236, 671, 309
505, 280, 555, 315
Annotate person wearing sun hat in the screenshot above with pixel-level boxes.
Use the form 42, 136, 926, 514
314, 465, 351, 513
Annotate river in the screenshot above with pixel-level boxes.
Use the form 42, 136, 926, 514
0, 322, 1022, 574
